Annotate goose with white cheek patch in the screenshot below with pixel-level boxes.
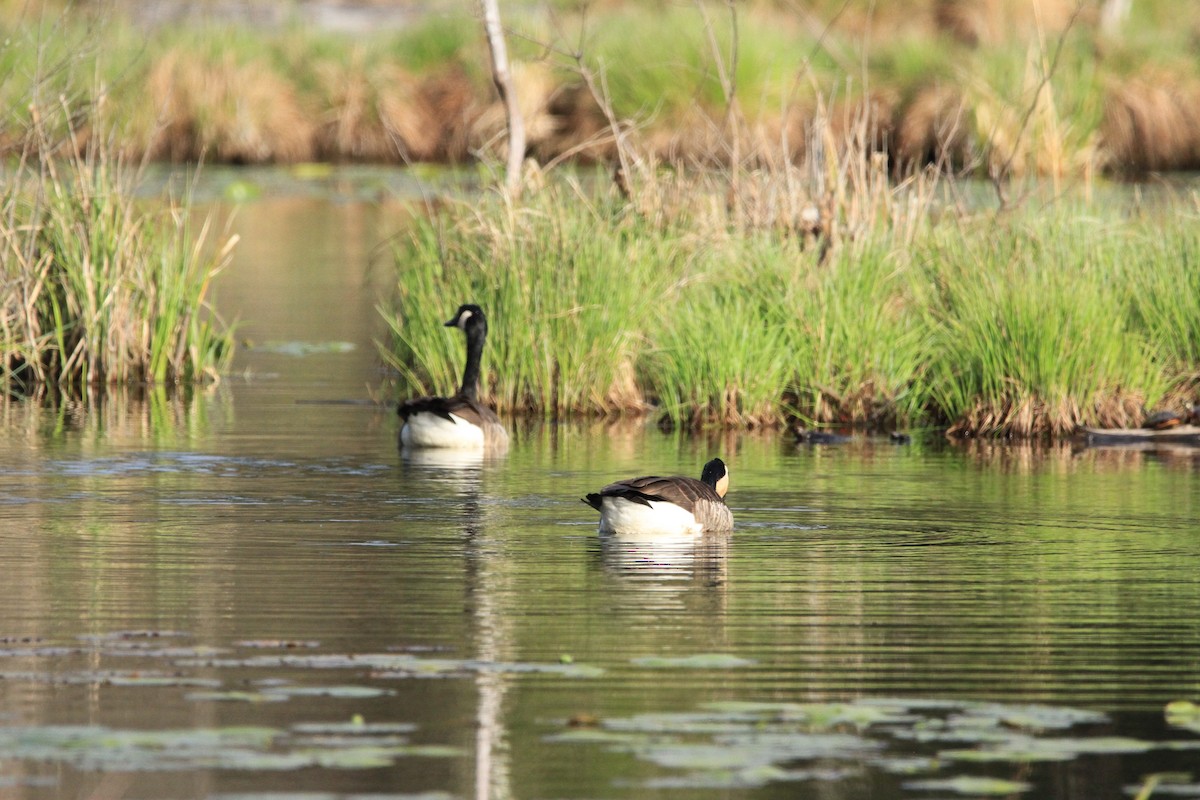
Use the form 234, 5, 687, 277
398, 304, 508, 451
582, 458, 733, 536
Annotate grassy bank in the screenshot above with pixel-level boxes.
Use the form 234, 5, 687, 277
0, 106, 237, 391
381, 179, 1199, 437
3, 1, 1200, 176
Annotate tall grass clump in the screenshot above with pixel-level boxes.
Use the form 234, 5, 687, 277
788, 238, 926, 426
641, 235, 923, 429
382, 185, 690, 417
0, 133, 236, 390
916, 215, 1167, 436
383, 149, 936, 430
1121, 211, 1200, 388
640, 237, 799, 429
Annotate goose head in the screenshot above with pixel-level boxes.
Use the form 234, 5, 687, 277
700, 458, 729, 498
445, 304, 487, 334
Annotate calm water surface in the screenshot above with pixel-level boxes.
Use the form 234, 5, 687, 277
0, 171, 1198, 799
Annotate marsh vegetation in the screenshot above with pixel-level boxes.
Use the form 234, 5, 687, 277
3, 0, 1198, 435
3, 0, 1200, 177
382, 175, 1200, 436
0, 129, 236, 392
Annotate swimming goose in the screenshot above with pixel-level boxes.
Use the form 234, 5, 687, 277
398, 304, 508, 450
582, 458, 733, 536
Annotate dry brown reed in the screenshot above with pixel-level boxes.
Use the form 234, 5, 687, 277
934, 0, 1085, 47
145, 49, 314, 163
1100, 74, 1200, 173
608, 90, 940, 257
946, 394, 1148, 440
470, 62, 560, 162
893, 85, 972, 171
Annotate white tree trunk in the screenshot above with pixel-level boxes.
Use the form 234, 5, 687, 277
480, 0, 525, 194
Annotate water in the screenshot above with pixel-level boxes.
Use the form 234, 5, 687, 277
0, 170, 1198, 798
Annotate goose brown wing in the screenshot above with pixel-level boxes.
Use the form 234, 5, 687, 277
583, 475, 720, 512
398, 394, 497, 425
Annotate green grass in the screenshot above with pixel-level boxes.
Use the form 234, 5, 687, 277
0, 120, 236, 390
915, 216, 1168, 436
381, 182, 1200, 437
382, 186, 682, 417
1122, 212, 1200, 384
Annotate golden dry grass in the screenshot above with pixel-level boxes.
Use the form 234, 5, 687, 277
934, 0, 1086, 46
1100, 74, 1200, 173
145, 49, 314, 163
894, 85, 972, 170
7, 0, 1199, 179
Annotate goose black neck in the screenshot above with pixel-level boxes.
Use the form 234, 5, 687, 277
458, 324, 486, 401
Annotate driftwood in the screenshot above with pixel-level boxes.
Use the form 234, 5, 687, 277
1077, 424, 1200, 447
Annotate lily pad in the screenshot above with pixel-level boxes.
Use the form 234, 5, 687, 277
947, 702, 1109, 732
904, 775, 1032, 794
942, 735, 1158, 764
870, 755, 940, 774
176, 652, 603, 679
632, 732, 879, 771
291, 722, 417, 735
1167, 701, 1200, 734
0, 670, 221, 689
542, 695, 1188, 792
1122, 776, 1200, 797
543, 728, 649, 745
263, 686, 393, 699
637, 764, 853, 789
631, 654, 755, 669
252, 341, 356, 357
185, 690, 291, 703
0, 723, 460, 772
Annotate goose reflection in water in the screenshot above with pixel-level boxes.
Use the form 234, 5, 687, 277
594, 530, 731, 614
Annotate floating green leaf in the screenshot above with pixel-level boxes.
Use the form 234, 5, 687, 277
904, 775, 1032, 794
1167, 701, 1200, 734
631, 654, 755, 669
176, 652, 603, 679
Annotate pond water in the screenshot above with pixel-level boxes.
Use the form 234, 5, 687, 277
1, 168, 1199, 799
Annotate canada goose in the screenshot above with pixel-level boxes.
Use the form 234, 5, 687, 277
398, 304, 508, 450
582, 458, 733, 536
